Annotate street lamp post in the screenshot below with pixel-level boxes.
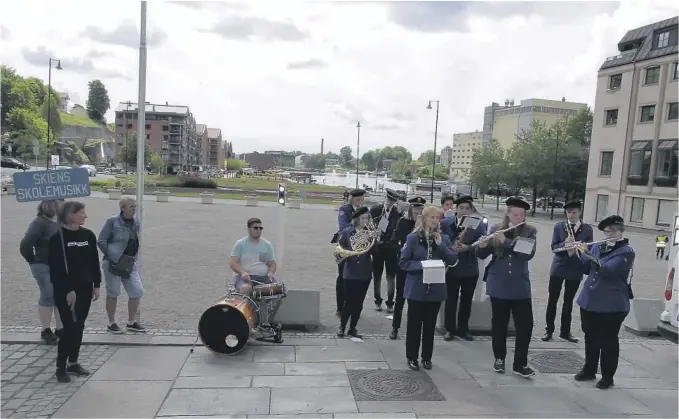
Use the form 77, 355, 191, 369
124, 101, 131, 173
45, 58, 62, 170
427, 100, 440, 203
355, 121, 361, 189
550, 115, 569, 220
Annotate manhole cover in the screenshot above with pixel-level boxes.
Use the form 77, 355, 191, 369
528, 350, 585, 374
347, 369, 446, 401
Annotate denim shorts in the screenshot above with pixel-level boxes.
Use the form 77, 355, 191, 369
30, 263, 54, 307
103, 260, 144, 299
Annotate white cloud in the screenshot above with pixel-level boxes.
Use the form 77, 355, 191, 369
1, 0, 676, 158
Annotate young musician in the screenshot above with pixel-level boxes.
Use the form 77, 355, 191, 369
574, 215, 634, 390
337, 206, 374, 338
543, 200, 594, 343
440, 195, 487, 341
400, 205, 458, 371
476, 197, 536, 378
331, 189, 366, 316
370, 189, 403, 312
440, 194, 455, 219
389, 196, 426, 339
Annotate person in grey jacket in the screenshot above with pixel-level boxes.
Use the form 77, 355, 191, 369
19, 200, 63, 344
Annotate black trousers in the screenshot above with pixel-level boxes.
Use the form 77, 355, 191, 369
372, 243, 397, 306
336, 263, 345, 312
406, 300, 441, 362
444, 270, 478, 334
580, 309, 628, 380
340, 280, 371, 330
656, 247, 665, 258
55, 285, 93, 369
490, 297, 533, 370
392, 269, 407, 330
545, 276, 581, 335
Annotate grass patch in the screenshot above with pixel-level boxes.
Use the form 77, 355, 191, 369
60, 112, 102, 128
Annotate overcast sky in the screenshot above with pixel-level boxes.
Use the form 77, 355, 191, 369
1, 0, 676, 157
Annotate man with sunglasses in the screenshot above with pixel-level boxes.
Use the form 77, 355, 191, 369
230, 217, 277, 295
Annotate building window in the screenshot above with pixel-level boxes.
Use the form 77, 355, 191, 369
126, 124, 132, 129
630, 198, 645, 222
657, 200, 676, 226
605, 109, 618, 126
162, 125, 169, 131
599, 151, 613, 176
145, 124, 151, 130
146, 134, 150, 140
655, 140, 678, 187
609, 74, 622, 90
668, 102, 678, 120
628, 141, 652, 185
658, 31, 670, 48
673, 62, 679, 81
640, 105, 655, 123
645, 66, 660, 84
595, 194, 609, 222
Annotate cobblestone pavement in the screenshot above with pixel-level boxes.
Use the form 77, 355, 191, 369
1, 195, 670, 335
0, 343, 117, 418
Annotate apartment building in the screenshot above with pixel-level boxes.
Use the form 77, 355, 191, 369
450, 131, 484, 182
206, 128, 224, 168
584, 17, 679, 230
114, 102, 199, 173
483, 98, 588, 149
439, 145, 453, 168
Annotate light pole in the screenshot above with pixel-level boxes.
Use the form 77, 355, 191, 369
45, 58, 62, 170
427, 100, 440, 203
550, 115, 569, 220
355, 121, 361, 189
124, 101, 131, 173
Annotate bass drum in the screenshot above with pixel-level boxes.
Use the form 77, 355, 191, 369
198, 295, 259, 355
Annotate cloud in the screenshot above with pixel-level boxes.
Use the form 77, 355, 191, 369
21, 46, 131, 80
81, 22, 168, 48
0, 25, 10, 40
169, 1, 247, 10
287, 59, 326, 70
204, 16, 307, 41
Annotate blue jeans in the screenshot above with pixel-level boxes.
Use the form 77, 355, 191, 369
103, 260, 144, 299
30, 263, 54, 307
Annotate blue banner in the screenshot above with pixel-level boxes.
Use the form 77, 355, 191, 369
12, 168, 91, 203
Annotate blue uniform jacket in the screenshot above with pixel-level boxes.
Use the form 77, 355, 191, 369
576, 240, 635, 313
400, 232, 458, 302
476, 224, 537, 300
339, 225, 373, 281
550, 221, 594, 281
441, 216, 486, 278
338, 204, 354, 231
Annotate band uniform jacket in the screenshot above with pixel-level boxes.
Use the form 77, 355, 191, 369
440, 216, 486, 278
339, 225, 373, 281
550, 221, 594, 281
391, 218, 416, 250
370, 204, 401, 244
576, 240, 635, 313
331, 204, 355, 244
476, 224, 537, 300
399, 232, 458, 302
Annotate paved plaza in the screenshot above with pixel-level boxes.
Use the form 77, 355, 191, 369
0, 194, 671, 335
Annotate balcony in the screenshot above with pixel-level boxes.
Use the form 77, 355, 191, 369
627, 175, 649, 186
654, 176, 678, 188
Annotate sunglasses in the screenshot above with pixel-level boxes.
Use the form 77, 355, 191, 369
250, 226, 264, 230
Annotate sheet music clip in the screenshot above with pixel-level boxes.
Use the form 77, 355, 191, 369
421, 259, 445, 284
513, 237, 535, 255
460, 215, 481, 229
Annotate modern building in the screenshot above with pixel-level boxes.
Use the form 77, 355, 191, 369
450, 130, 484, 182
264, 150, 295, 167
439, 145, 453, 168
584, 17, 679, 230
206, 128, 224, 168
58, 92, 70, 112
241, 152, 275, 171
483, 98, 588, 149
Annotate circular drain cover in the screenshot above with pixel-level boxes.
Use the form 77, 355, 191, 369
347, 369, 446, 401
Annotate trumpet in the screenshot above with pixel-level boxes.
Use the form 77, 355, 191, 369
471, 221, 526, 247
552, 237, 626, 254
565, 220, 581, 257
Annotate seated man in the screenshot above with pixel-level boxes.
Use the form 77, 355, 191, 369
230, 217, 277, 295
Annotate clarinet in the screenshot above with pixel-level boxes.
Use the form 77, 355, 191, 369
425, 230, 433, 294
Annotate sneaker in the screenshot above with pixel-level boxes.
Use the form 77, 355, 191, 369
386, 306, 394, 314
541, 332, 553, 342
407, 359, 419, 371
336, 325, 345, 338
574, 371, 596, 382
375, 303, 383, 312
389, 328, 398, 340
513, 366, 535, 378
348, 329, 363, 339
443, 332, 456, 342
559, 333, 579, 343
66, 364, 90, 376
126, 322, 146, 333
55, 369, 71, 383
493, 359, 505, 373
108, 323, 124, 334
41, 328, 58, 345
456, 332, 474, 342
596, 378, 614, 389
422, 360, 432, 370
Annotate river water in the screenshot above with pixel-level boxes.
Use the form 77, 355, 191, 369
311, 173, 414, 193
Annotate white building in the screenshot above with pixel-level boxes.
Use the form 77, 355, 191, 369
584, 17, 679, 229
450, 131, 483, 183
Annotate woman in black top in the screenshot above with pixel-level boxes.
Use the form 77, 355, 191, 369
47, 201, 101, 383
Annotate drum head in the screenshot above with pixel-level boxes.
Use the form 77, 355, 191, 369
198, 303, 251, 355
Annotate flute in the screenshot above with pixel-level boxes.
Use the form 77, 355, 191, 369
471, 222, 526, 247
552, 237, 625, 253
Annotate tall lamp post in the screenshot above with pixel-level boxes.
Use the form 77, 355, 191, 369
45, 58, 62, 170
549, 115, 569, 220
426, 100, 440, 203
355, 121, 361, 189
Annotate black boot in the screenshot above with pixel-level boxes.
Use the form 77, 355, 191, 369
541, 332, 553, 342
596, 378, 614, 389
337, 325, 345, 338
66, 364, 90, 376
348, 328, 363, 339
574, 370, 596, 381
41, 328, 58, 345
55, 367, 71, 383
456, 332, 474, 341
559, 332, 579, 343
443, 332, 455, 342
389, 328, 398, 340
407, 359, 419, 371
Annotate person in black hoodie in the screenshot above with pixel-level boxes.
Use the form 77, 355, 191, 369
47, 201, 101, 383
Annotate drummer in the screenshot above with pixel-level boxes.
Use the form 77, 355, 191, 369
230, 217, 277, 295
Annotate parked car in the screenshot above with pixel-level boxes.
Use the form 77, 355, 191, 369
55, 165, 72, 170
80, 164, 96, 176
1, 156, 29, 170
658, 213, 679, 343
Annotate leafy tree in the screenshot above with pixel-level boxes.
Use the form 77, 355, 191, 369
86, 80, 110, 123
415, 164, 448, 180
418, 150, 435, 165
120, 134, 153, 168
304, 153, 326, 170
361, 150, 377, 171
225, 158, 248, 170
149, 152, 164, 173
469, 139, 508, 210
555, 107, 592, 200
42, 92, 63, 140
380, 145, 412, 163
338, 146, 354, 168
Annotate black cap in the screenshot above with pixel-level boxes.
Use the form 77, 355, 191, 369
455, 195, 473, 206
349, 189, 366, 198
505, 196, 530, 211
564, 200, 582, 210
598, 215, 624, 231
441, 194, 455, 205
351, 206, 370, 219
385, 188, 400, 201
408, 196, 426, 207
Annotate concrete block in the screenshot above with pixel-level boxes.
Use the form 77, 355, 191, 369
6, 184, 15, 194
156, 191, 170, 202
107, 189, 123, 200
274, 289, 321, 329
286, 198, 302, 209
246, 195, 259, 207
623, 298, 664, 336
436, 296, 515, 335
200, 192, 215, 204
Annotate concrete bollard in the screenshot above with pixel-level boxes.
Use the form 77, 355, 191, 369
623, 298, 664, 336
107, 188, 123, 200
286, 198, 302, 209
6, 184, 15, 195
156, 190, 170, 202
200, 191, 216, 205
245, 194, 259, 207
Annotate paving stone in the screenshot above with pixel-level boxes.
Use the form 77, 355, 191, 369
295, 345, 385, 363
158, 388, 271, 416
5, 364, 28, 373
21, 366, 44, 376
270, 387, 357, 415
485, 387, 587, 415
1, 372, 17, 381
3, 398, 27, 410
253, 374, 350, 388
344, 362, 389, 370
31, 359, 52, 368
15, 356, 39, 365
180, 361, 283, 377
11, 375, 33, 383
91, 347, 188, 381
252, 346, 296, 363
2, 383, 24, 392
173, 375, 252, 389
15, 389, 37, 399
284, 362, 347, 375
625, 388, 679, 418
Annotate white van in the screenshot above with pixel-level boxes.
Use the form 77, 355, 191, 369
658, 213, 679, 343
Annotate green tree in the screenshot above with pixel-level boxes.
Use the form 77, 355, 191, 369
42, 92, 63, 140
225, 158, 248, 170
86, 80, 111, 123
555, 107, 592, 201
149, 152, 164, 173
469, 139, 508, 210
120, 134, 153, 168
338, 146, 354, 168
304, 153, 326, 170
418, 150, 435, 165
361, 150, 377, 171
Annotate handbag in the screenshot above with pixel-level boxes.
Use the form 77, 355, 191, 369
109, 254, 135, 279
